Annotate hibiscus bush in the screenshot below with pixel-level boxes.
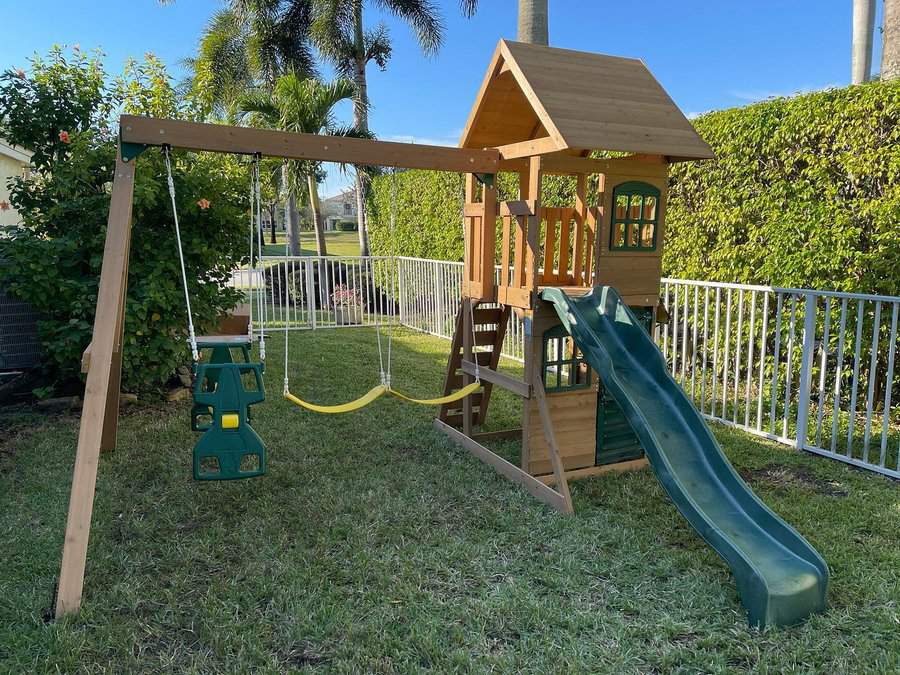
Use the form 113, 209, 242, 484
0, 48, 249, 396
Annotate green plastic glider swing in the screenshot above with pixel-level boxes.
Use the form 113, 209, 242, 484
165, 148, 268, 480
281, 167, 482, 413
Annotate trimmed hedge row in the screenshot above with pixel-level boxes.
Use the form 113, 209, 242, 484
368, 80, 900, 295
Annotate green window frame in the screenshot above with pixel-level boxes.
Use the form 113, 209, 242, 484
610, 181, 660, 252
542, 325, 592, 392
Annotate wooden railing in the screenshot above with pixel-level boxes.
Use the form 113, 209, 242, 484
538, 206, 597, 287
496, 200, 598, 308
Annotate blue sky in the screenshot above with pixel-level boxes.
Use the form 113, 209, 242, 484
1, 1, 882, 196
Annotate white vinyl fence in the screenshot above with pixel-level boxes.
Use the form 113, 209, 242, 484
237, 256, 899, 479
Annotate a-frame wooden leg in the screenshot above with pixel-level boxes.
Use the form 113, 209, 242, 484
533, 379, 574, 513
100, 226, 132, 452
56, 156, 136, 618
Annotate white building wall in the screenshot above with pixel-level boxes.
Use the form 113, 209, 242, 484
0, 140, 31, 229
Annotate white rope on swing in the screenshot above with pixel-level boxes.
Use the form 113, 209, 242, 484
248, 156, 255, 343
163, 146, 200, 363
282, 163, 291, 395
253, 154, 266, 361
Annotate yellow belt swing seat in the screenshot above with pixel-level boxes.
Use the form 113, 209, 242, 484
280, 167, 482, 414
283, 380, 482, 414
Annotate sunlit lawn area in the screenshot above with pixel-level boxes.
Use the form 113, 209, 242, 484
2, 328, 899, 673
261, 230, 362, 257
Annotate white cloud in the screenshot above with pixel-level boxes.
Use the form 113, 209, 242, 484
386, 129, 463, 147
729, 83, 841, 104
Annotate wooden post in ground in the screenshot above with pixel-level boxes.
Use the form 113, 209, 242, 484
462, 298, 474, 437
56, 155, 136, 618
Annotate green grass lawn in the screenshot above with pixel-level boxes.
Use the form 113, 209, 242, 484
2, 328, 899, 673
261, 231, 361, 257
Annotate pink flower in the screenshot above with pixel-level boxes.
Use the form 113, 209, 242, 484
58, 130, 70, 144
0, 201, 10, 211
197, 198, 210, 210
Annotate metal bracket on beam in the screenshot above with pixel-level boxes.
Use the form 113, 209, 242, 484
474, 173, 495, 189
120, 140, 149, 163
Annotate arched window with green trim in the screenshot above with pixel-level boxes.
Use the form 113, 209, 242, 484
542, 325, 591, 392
610, 181, 660, 251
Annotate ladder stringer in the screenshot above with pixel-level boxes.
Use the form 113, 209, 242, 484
438, 302, 507, 429
477, 305, 511, 426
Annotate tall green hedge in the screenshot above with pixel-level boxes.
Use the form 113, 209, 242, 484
369, 80, 900, 295
666, 79, 900, 295
367, 169, 583, 261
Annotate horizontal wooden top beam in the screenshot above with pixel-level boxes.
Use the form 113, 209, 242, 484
120, 115, 501, 174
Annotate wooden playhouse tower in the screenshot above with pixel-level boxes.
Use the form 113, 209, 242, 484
433, 40, 714, 513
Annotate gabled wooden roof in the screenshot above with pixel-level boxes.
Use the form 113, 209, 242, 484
460, 40, 714, 162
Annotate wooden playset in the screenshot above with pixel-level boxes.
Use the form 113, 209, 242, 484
57, 40, 827, 628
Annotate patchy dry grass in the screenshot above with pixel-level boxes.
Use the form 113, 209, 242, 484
1, 329, 899, 673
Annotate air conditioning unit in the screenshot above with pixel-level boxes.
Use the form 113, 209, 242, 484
0, 257, 41, 372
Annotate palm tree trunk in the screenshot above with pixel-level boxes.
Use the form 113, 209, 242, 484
354, 173, 370, 256
282, 162, 302, 256
517, 0, 548, 45
268, 203, 277, 244
307, 173, 328, 257
852, 0, 876, 83
352, 0, 371, 257
286, 192, 301, 256
883, 0, 900, 80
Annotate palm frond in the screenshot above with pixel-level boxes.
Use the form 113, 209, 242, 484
373, 0, 444, 56
459, 0, 478, 18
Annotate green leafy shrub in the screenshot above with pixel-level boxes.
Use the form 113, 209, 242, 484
369, 81, 900, 297
0, 49, 248, 395
336, 220, 358, 232
665, 80, 900, 295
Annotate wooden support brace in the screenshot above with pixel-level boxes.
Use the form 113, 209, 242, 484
532, 380, 574, 513
500, 200, 535, 217
536, 458, 649, 485
471, 428, 523, 442
433, 419, 570, 514
55, 156, 136, 618
461, 360, 530, 398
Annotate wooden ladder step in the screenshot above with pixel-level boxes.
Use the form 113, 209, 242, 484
473, 307, 504, 326
474, 330, 498, 347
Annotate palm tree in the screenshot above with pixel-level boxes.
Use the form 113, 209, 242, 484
186, 4, 317, 117
852, 0, 876, 83
161, 0, 316, 254
310, 0, 447, 256
884, 0, 900, 80
239, 73, 363, 257
459, 0, 549, 45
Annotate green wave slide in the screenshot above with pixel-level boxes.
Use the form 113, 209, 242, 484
541, 286, 828, 628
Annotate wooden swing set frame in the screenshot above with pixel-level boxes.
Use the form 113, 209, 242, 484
54, 113, 548, 619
